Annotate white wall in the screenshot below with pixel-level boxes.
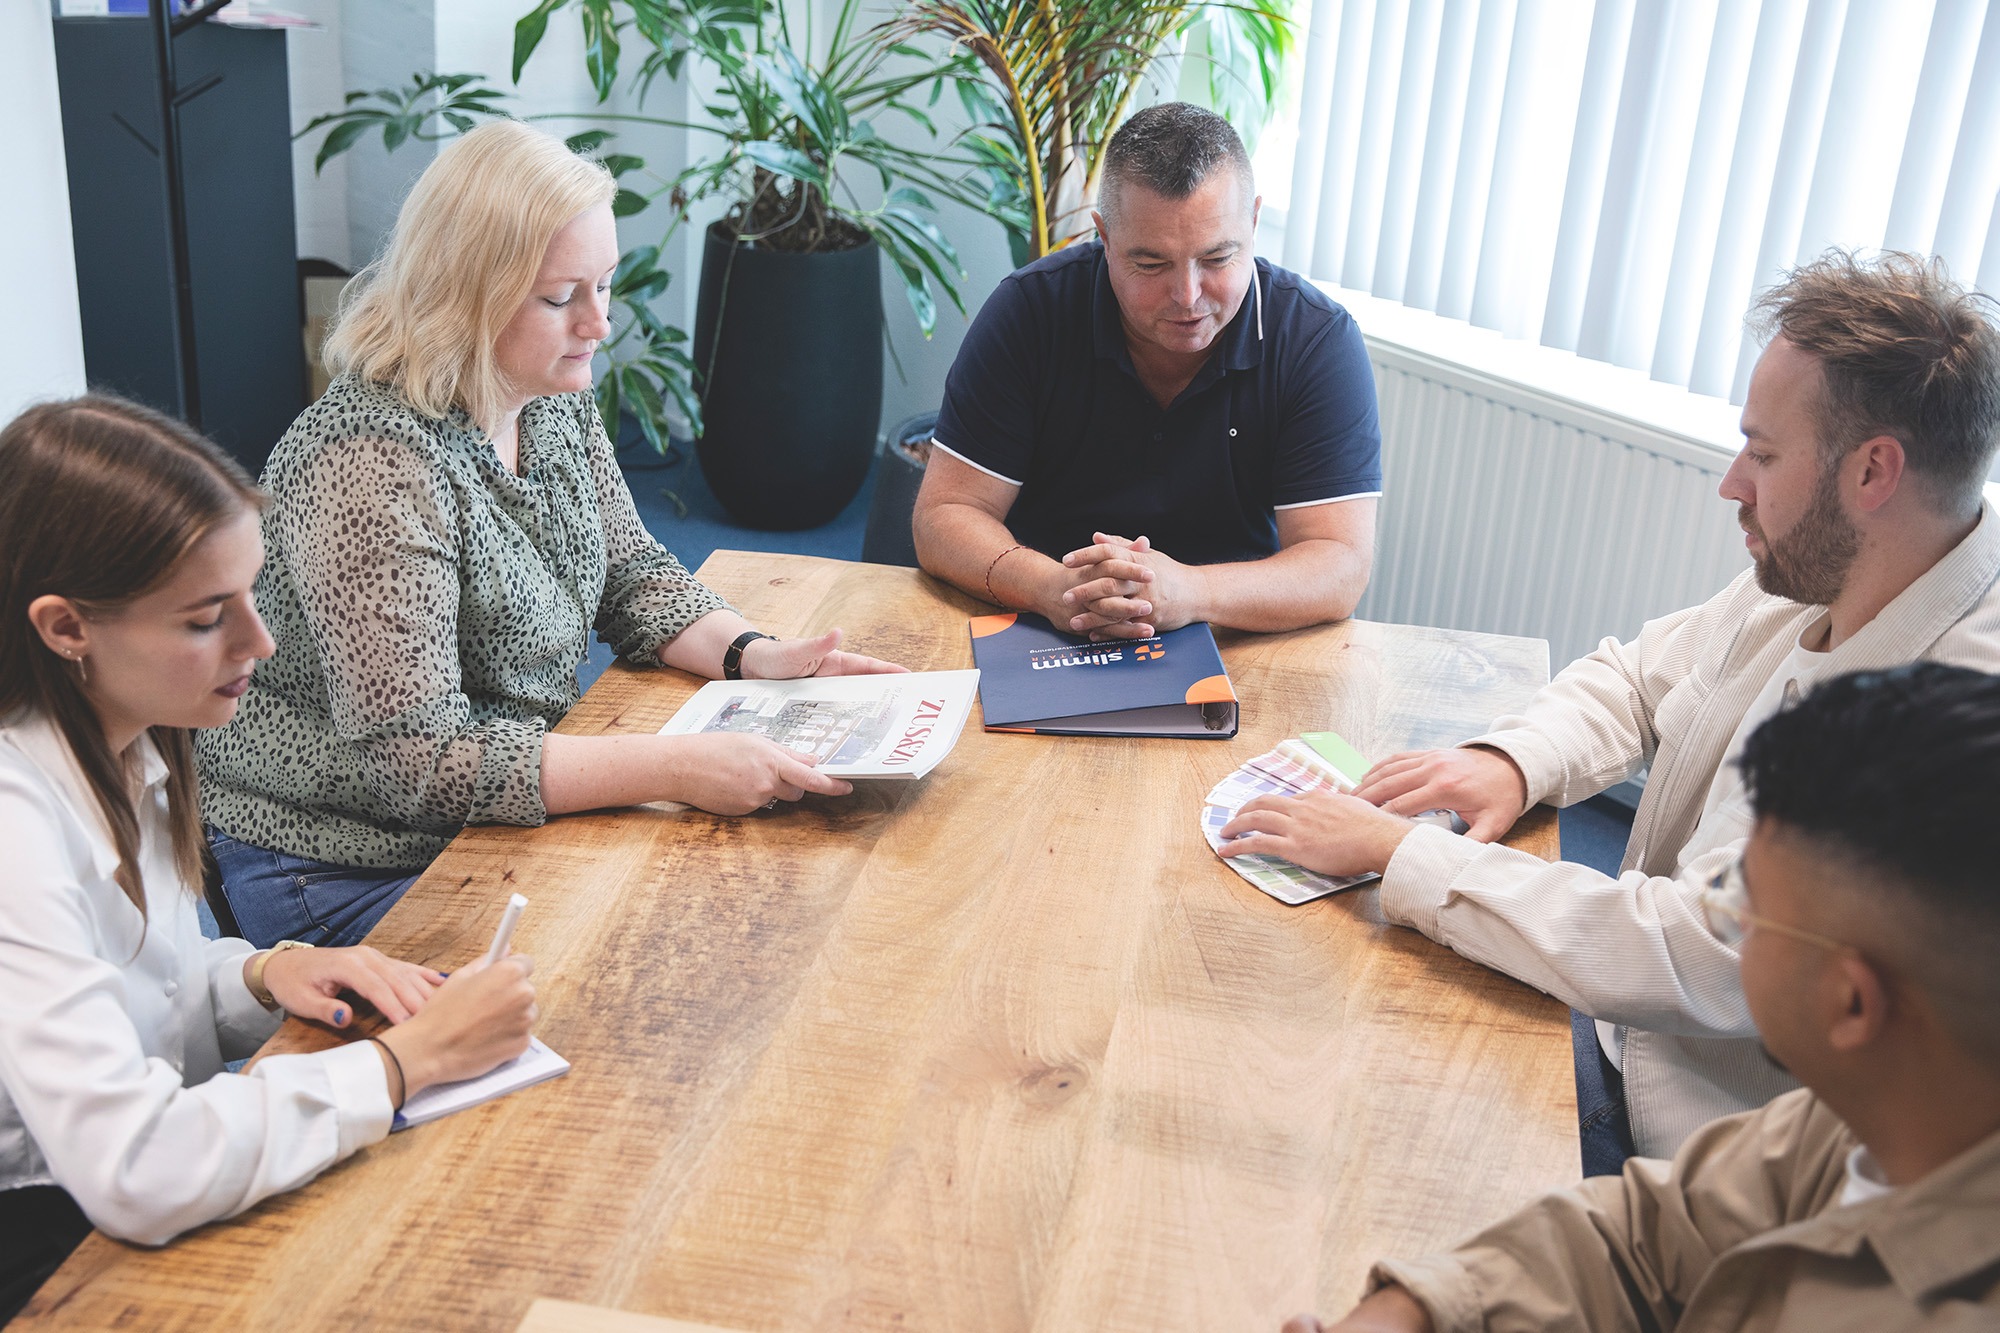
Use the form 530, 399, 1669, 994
2, 3, 88, 423
284, 0, 354, 267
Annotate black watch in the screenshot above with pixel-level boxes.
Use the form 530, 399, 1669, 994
723, 630, 776, 680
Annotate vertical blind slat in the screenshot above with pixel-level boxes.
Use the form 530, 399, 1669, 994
1470, 0, 1592, 340
1434, 0, 1519, 320
1402, 0, 1482, 309
1651, 0, 1760, 387
1728, 0, 1848, 402
1931, 6, 2000, 281
1685, 0, 1807, 398
1341, 0, 1414, 287
1372, 0, 1448, 298
1882, 0, 1983, 255
1595, 0, 1724, 371
1792, 1, 1932, 265
1541, 0, 1638, 352
1280, 0, 1346, 275
1308, 0, 1381, 281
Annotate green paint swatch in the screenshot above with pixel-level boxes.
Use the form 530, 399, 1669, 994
1300, 731, 1371, 785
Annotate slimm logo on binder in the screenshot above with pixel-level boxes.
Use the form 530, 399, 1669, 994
968, 613, 1239, 738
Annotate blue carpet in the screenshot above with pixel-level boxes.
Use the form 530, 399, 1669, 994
1559, 795, 1635, 877
582, 439, 879, 689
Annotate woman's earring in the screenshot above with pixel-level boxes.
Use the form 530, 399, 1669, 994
68, 652, 88, 686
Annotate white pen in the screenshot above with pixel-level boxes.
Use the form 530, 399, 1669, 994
485, 892, 528, 966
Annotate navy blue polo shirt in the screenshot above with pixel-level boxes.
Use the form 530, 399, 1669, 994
933, 242, 1382, 566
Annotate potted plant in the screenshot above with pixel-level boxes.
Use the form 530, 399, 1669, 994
303, 0, 993, 528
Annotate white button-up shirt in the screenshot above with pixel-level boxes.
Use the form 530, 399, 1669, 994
0, 711, 392, 1245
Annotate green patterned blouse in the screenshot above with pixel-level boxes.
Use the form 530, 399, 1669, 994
197, 373, 728, 868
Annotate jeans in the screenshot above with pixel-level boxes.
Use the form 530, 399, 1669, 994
1573, 1007, 1637, 1177
206, 828, 424, 949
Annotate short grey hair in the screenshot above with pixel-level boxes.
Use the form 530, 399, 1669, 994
1099, 103, 1254, 220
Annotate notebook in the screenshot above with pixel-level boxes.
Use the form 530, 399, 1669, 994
391, 1036, 570, 1130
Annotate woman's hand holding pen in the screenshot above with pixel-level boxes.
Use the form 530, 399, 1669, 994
375, 956, 538, 1105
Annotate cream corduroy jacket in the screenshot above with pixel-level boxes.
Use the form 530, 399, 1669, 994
1380, 503, 2000, 1157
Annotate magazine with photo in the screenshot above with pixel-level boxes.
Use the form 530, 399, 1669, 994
656, 670, 981, 779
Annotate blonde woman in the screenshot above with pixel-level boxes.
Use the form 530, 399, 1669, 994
197, 121, 901, 949
0, 396, 536, 1318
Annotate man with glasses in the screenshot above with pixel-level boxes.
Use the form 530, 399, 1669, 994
1282, 663, 2000, 1332
1222, 251, 2000, 1169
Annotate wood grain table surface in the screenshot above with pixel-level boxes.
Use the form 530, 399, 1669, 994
23, 553, 1575, 1332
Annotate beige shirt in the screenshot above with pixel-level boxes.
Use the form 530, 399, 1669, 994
1371, 1088, 2000, 1332
1381, 504, 2000, 1156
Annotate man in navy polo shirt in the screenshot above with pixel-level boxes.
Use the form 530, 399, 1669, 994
913, 102, 1382, 637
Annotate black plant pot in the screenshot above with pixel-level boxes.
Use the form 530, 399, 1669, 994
692, 222, 884, 530
861, 410, 935, 568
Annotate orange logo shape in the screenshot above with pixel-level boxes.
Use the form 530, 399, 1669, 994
1135, 643, 1165, 660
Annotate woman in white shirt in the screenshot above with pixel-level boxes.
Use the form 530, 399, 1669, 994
0, 394, 540, 1321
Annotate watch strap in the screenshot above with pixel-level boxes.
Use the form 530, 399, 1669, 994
247, 939, 313, 1009
723, 630, 776, 680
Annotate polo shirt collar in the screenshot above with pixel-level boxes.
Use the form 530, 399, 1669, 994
1217, 259, 1267, 372
1737, 1119, 2000, 1303
1090, 251, 1133, 370
1089, 247, 1269, 376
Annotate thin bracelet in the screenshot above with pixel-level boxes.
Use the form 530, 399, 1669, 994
368, 1036, 407, 1110
983, 543, 1029, 605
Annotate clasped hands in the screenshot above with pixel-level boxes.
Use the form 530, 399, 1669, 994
1055, 531, 1200, 640
1219, 744, 1531, 878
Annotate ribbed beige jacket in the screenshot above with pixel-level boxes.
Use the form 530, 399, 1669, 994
1380, 503, 2000, 1157
1371, 1088, 2000, 1331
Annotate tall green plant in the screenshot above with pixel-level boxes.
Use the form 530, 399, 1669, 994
888, 0, 1292, 262
302, 0, 991, 454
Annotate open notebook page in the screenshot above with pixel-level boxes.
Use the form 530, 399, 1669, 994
391, 1036, 571, 1130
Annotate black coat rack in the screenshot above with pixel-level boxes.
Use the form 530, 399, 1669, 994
147, 0, 238, 428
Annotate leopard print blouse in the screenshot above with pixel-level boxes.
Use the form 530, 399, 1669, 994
196, 373, 728, 868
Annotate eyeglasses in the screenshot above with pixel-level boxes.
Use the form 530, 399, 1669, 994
1700, 856, 1849, 953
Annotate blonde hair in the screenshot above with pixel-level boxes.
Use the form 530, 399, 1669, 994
325, 120, 616, 429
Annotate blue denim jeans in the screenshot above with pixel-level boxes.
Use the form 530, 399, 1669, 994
1573, 1007, 1637, 1177
206, 828, 424, 949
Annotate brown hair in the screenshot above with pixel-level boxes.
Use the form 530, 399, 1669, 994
0, 395, 263, 918
1750, 250, 2000, 512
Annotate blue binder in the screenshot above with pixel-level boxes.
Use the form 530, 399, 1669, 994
968, 613, 1239, 737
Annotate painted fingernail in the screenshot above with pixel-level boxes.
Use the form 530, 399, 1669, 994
333, 1007, 348, 1026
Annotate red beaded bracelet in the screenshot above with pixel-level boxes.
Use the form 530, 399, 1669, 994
983, 543, 1029, 605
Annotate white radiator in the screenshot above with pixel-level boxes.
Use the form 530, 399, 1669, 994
1354, 336, 1751, 673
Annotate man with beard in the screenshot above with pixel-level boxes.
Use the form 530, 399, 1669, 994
1283, 664, 2000, 1333
1220, 251, 2000, 1170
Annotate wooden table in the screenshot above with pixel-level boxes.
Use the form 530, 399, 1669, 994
24, 554, 1575, 1332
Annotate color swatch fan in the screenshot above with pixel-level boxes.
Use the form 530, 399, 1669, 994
1201, 732, 1377, 906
